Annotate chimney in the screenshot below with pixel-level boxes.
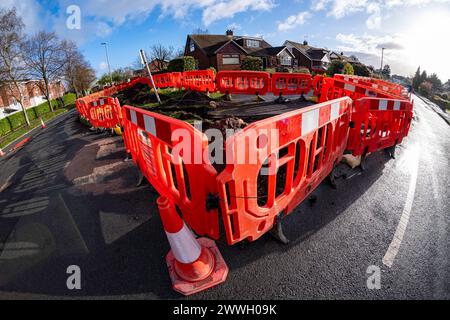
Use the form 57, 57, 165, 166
226, 29, 234, 37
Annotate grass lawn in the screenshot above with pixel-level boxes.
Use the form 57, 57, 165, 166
0, 106, 72, 149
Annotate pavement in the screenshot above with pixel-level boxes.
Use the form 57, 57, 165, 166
0, 94, 448, 299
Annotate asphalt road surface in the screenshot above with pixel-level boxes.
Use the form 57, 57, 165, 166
0, 95, 448, 299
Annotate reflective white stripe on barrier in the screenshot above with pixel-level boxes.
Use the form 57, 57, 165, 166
144, 115, 157, 137
379, 100, 388, 111
344, 84, 355, 92
301, 108, 320, 136
166, 223, 202, 264
331, 102, 340, 121
130, 110, 138, 124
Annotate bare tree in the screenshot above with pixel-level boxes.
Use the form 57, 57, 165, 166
0, 8, 31, 126
64, 41, 96, 97
149, 44, 174, 71
22, 31, 67, 112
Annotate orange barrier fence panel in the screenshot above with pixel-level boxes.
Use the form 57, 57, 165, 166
217, 97, 352, 245
271, 73, 312, 96
182, 70, 216, 92
122, 105, 220, 239
87, 97, 121, 129
216, 71, 271, 95
312, 75, 324, 97
347, 97, 413, 156
319, 78, 393, 103
154, 73, 174, 88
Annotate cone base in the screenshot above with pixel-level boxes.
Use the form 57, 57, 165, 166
166, 238, 229, 296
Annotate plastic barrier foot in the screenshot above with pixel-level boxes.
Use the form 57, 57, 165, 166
386, 145, 396, 159
136, 169, 145, 187
269, 221, 290, 245
157, 197, 228, 296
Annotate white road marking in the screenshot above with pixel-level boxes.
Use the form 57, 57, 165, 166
382, 148, 419, 268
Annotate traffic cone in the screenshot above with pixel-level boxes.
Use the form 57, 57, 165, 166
40, 117, 46, 129
157, 196, 229, 296
0, 148, 5, 157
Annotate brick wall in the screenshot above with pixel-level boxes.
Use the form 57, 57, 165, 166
0, 80, 65, 111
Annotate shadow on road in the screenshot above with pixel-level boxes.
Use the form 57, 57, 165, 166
0, 113, 393, 299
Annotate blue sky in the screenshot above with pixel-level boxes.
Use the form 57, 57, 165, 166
2, 0, 450, 80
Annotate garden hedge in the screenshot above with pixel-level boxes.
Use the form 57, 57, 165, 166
167, 56, 196, 72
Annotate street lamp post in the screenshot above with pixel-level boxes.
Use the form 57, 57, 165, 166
380, 47, 386, 78
101, 42, 113, 85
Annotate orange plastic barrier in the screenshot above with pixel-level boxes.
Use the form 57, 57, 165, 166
319, 77, 393, 103
312, 75, 325, 97
87, 97, 121, 129
217, 97, 352, 244
182, 70, 216, 92
271, 73, 312, 96
334, 74, 405, 98
347, 97, 413, 156
216, 71, 271, 95
121, 105, 220, 239
154, 73, 174, 88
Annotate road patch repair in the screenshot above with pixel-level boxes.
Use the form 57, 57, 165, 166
70, 70, 414, 296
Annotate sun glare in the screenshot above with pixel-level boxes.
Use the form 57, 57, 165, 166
401, 9, 450, 79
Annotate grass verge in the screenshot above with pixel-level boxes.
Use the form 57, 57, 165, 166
0, 106, 73, 149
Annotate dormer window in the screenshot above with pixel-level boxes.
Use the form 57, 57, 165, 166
246, 39, 259, 48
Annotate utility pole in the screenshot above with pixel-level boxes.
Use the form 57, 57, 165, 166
380, 47, 386, 77
140, 49, 161, 105
101, 42, 113, 85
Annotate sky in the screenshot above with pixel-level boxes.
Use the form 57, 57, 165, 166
1, 0, 450, 81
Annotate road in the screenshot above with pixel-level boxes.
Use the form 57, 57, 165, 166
0, 95, 449, 299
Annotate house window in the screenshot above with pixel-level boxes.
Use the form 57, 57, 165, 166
190, 42, 195, 52
280, 55, 292, 66
222, 54, 240, 65
246, 39, 260, 48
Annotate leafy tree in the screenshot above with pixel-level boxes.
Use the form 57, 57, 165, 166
352, 63, 370, 77
426, 73, 442, 92
97, 68, 134, 86
382, 64, 391, 79
412, 67, 421, 90
343, 63, 354, 75
241, 56, 262, 71
419, 81, 432, 97
326, 60, 344, 76
420, 70, 427, 85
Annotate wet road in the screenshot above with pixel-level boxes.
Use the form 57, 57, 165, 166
0, 95, 449, 299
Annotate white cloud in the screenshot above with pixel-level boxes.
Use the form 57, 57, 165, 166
277, 11, 311, 31
366, 2, 381, 29
312, 0, 450, 24
201, 0, 275, 26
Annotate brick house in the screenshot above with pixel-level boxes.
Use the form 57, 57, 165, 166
284, 40, 331, 74
184, 30, 295, 71
0, 80, 65, 118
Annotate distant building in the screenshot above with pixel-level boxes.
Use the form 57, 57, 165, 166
184, 30, 296, 71
284, 40, 331, 74
0, 80, 65, 119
